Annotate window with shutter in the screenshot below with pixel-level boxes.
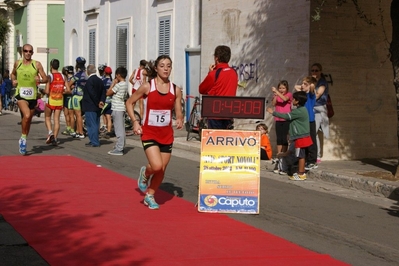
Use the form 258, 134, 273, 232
116, 25, 128, 68
89, 29, 96, 66
159, 16, 171, 56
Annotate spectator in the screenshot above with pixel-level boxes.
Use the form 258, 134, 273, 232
106, 66, 128, 155
267, 91, 312, 181
295, 76, 318, 170
199, 45, 237, 129
312, 63, 330, 163
271, 80, 292, 156
256, 123, 272, 160
101, 66, 113, 137
0, 70, 12, 113
82, 64, 106, 147
35, 93, 45, 117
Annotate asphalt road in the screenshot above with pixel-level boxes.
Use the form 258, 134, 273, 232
1, 111, 399, 266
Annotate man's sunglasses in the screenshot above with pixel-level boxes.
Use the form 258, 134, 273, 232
23, 50, 33, 54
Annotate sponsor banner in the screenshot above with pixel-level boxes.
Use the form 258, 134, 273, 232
198, 129, 260, 214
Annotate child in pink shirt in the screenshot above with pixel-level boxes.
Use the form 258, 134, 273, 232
35, 93, 45, 117
272, 80, 292, 156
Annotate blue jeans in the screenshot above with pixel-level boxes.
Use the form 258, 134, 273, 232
4, 94, 10, 109
85, 111, 100, 146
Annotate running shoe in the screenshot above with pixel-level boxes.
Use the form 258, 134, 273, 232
138, 166, 149, 192
19, 137, 27, 155
305, 163, 318, 171
107, 149, 123, 156
70, 131, 76, 137
74, 133, 85, 139
62, 129, 70, 135
144, 193, 159, 210
273, 169, 280, 174
289, 173, 307, 181
46, 134, 54, 144
52, 138, 59, 146
279, 171, 288, 175
99, 125, 107, 133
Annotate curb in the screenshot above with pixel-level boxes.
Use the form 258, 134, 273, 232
309, 171, 399, 201
169, 137, 399, 201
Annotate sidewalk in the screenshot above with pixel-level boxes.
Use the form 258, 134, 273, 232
1, 111, 399, 265
166, 128, 399, 201
5, 109, 399, 200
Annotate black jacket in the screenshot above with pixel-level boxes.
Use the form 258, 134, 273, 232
82, 74, 106, 113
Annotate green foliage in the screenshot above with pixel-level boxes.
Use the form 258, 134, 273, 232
0, 16, 11, 46
312, 0, 377, 26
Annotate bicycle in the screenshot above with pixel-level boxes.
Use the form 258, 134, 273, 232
185, 95, 207, 141
124, 110, 142, 136
172, 88, 185, 120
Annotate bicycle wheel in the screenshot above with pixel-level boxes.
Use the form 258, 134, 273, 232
172, 97, 185, 120
186, 110, 197, 141
180, 97, 185, 118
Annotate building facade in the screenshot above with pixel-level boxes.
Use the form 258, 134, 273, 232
1, 0, 65, 73
201, 0, 396, 160
3, 0, 396, 161
64, 0, 201, 105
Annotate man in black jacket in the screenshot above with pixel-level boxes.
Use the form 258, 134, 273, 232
82, 64, 106, 147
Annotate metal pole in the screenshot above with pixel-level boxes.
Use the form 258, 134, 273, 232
46, 48, 49, 74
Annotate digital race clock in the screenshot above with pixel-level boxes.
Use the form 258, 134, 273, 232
201, 96, 265, 119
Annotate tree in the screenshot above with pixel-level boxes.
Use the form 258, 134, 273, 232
0, 15, 10, 46
313, 0, 399, 178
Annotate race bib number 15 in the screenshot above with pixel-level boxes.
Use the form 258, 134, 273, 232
148, 109, 171, 127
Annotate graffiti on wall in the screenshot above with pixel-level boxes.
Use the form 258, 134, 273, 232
232, 59, 259, 84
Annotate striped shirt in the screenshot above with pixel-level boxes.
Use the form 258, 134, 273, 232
111, 81, 128, 111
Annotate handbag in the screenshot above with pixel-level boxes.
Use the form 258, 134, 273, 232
326, 94, 334, 118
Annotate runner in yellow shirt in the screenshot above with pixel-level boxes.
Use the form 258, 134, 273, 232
11, 44, 48, 155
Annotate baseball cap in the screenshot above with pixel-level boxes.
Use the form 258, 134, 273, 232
67, 65, 74, 73
104, 67, 112, 74
76, 56, 86, 64
98, 64, 107, 71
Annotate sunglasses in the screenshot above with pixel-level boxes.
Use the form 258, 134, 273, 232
23, 49, 33, 54
311, 69, 319, 72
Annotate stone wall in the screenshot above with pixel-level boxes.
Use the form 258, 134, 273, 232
309, 0, 396, 160
201, 0, 397, 160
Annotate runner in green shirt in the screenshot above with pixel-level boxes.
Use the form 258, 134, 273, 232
11, 43, 48, 155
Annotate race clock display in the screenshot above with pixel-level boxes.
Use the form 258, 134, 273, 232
201, 96, 265, 119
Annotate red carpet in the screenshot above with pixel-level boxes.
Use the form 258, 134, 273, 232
0, 155, 348, 265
